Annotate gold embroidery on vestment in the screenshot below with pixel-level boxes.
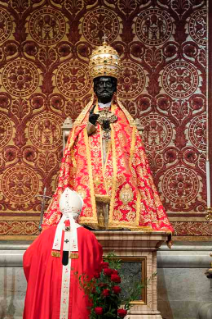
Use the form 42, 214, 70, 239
119, 184, 134, 205
51, 251, 60, 258
108, 121, 117, 227
136, 191, 141, 226
51, 251, 79, 259
70, 252, 79, 259
76, 186, 87, 200
130, 126, 136, 169
81, 128, 98, 224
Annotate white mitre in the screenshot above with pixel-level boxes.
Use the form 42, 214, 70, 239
52, 188, 83, 252
59, 187, 83, 219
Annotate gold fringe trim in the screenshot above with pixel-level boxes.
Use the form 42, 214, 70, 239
108, 124, 117, 226
83, 127, 98, 224
129, 126, 136, 169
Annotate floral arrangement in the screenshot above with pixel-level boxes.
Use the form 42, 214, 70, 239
77, 253, 143, 319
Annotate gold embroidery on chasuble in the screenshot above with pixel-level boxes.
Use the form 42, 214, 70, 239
51, 251, 60, 258
70, 252, 79, 259
103, 150, 113, 196
51, 251, 79, 259
119, 183, 134, 205
89, 126, 108, 196
127, 210, 137, 222
86, 108, 117, 228
69, 127, 98, 225
76, 186, 87, 201
108, 111, 139, 228
113, 210, 123, 221
89, 104, 118, 198
101, 106, 116, 196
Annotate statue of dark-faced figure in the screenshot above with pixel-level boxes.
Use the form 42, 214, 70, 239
42, 40, 173, 236
89, 76, 117, 128
93, 76, 117, 104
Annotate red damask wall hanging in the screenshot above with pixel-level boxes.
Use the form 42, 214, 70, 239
0, 0, 209, 240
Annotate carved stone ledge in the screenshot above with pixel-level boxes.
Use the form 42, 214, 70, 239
94, 231, 167, 254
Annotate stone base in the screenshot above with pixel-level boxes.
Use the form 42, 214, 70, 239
0, 233, 168, 319
0, 268, 26, 319
126, 309, 162, 319
198, 303, 212, 319
95, 231, 168, 319
157, 242, 212, 319
127, 316, 162, 319
1, 240, 212, 318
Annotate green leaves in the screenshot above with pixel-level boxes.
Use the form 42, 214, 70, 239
75, 252, 152, 318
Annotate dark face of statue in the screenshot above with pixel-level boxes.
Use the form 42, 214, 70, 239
93, 76, 117, 104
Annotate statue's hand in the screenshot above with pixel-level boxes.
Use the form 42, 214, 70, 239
89, 113, 99, 125
89, 105, 99, 125
103, 119, 110, 130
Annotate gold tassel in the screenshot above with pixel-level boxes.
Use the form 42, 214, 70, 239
98, 210, 105, 228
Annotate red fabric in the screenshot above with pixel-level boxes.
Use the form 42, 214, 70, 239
23, 226, 103, 319
42, 99, 173, 233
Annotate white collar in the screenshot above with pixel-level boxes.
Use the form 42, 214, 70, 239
52, 215, 81, 252
98, 101, 112, 109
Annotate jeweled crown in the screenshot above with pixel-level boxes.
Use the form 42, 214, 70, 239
89, 40, 120, 80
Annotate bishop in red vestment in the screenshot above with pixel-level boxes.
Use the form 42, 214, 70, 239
23, 188, 103, 319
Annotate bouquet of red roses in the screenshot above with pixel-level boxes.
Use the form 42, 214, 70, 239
78, 253, 142, 319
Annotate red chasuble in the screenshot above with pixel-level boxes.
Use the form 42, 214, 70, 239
23, 226, 103, 319
42, 96, 173, 233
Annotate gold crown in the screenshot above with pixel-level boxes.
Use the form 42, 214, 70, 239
89, 40, 120, 80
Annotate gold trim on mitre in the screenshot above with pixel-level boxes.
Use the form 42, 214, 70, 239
89, 40, 120, 79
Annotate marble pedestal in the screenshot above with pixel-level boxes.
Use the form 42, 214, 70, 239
157, 242, 212, 319
0, 242, 29, 319
0, 232, 168, 319
94, 231, 168, 319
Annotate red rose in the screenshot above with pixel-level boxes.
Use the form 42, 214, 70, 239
94, 272, 100, 278
117, 309, 127, 318
102, 288, 110, 297
112, 269, 119, 275
111, 274, 121, 283
113, 285, 121, 294
95, 307, 103, 315
104, 268, 113, 276
101, 262, 109, 269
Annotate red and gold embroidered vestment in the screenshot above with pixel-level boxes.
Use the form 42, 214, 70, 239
43, 97, 173, 233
